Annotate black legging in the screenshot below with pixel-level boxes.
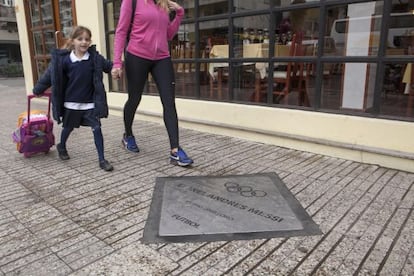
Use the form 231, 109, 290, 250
124, 52, 179, 149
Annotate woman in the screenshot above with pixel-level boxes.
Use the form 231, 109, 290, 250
111, 0, 193, 167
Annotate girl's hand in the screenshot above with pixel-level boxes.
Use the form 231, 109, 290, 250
111, 68, 122, 80
167, 1, 181, 11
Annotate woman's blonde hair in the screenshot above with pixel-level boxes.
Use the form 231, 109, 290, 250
146, 0, 169, 12
63, 26, 92, 50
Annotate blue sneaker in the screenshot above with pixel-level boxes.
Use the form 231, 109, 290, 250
122, 134, 140, 152
170, 147, 193, 167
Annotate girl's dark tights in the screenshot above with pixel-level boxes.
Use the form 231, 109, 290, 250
92, 126, 105, 161
60, 126, 105, 161
60, 127, 73, 148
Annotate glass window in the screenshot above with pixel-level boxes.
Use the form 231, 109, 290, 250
319, 62, 376, 113
202, 62, 229, 100
59, 0, 75, 38
325, 1, 384, 56
275, 8, 320, 49
29, 1, 41, 27
234, 0, 270, 12
199, 20, 228, 101
234, 15, 271, 46
386, 5, 414, 56
380, 63, 413, 118
320, 62, 344, 110
32, 31, 43, 56
176, 0, 195, 19
274, 0, 320, 8
102, 0, 414, 121
41, 2, 53, 25
199, 0, 228, 16
170, 23, 198, 98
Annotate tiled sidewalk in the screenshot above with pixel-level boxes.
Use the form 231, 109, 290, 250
0, 78, 413, 275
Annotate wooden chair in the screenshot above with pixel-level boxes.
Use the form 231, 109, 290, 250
208, 38, 229, 99
254, 34, 310, 106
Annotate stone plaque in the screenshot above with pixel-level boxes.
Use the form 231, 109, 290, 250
142, 173, 321, 243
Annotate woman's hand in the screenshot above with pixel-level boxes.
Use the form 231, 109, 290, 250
111, 68, 123, 80
168, 0, 181, 11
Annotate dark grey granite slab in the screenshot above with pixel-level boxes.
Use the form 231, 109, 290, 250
142, 173, 321, 243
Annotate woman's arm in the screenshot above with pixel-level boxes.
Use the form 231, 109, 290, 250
113, 0, 134, 69
167, 1, 184, 40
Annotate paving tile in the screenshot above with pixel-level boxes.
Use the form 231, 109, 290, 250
379, 211, 414, 275
68, 242, 177, 275
4, 254, 72, 276
1, 247, 55, 273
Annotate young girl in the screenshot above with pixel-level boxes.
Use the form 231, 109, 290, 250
33, 26, 114, 171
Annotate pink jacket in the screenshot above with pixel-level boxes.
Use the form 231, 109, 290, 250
113, 0, 184, 68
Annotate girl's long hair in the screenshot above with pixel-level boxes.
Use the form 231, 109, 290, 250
146, 0, 169, 12
63, 26, 92, 50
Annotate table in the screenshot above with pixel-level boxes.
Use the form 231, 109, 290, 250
208, 43, 291, 100
244, 43, 290, 78
208, 44, 290, 79
208, 44, 229, 80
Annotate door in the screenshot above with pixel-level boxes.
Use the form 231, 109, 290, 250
25, 0, 77, 83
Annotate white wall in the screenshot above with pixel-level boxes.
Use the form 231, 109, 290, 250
107, 94, 414, 173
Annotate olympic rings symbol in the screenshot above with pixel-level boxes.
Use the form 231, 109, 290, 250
224, 182, 267, 197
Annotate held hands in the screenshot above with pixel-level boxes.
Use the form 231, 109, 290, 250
168, 0, 181, 11
111, 68, 122, 80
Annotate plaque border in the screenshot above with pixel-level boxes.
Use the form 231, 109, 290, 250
142, 172, 322, 244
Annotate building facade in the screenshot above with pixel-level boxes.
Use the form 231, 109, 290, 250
0, 0, 22, 77
14, 0, 414, 172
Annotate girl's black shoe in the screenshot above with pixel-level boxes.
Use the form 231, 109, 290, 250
99, 159, 113, 171
57, 143, 70, 160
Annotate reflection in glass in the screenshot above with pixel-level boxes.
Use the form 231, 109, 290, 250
199, 0, 228, 16
320, 62, 344, 110
33, 32, 43, 55
175, 64, 197, 98
198, 20, 229, 100
30, 1, 40, 27
320, 62, 377, 112
168, 23, 198, 99
381, 63, 414, 118
233, 0, 270, 12
202, 62, 229, 101
325, 1, 384, 56
233, 63, 258, 103
276, 7, 320, 45
59, 0, 74, 38
44, 30, 55, 53
274, 0, 320, 7
41, 1, 53, 25
385, 9, 414, 56
233, 15, 270, 46
176, 0, 194, 19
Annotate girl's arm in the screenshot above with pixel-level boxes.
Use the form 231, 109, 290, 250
100, 55, 113, 74
32, 65, 52, 95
